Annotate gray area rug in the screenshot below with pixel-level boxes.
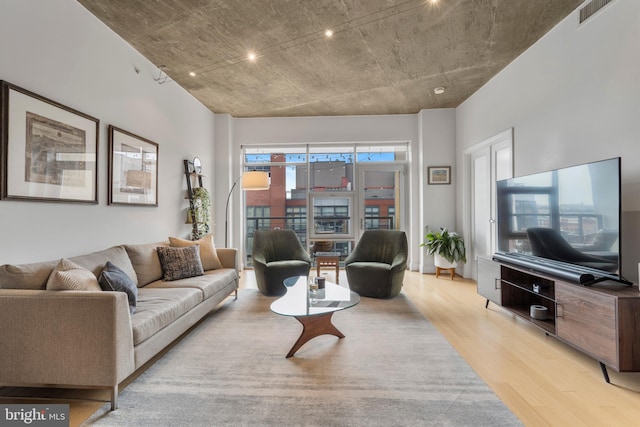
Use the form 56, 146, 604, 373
84, 290, 521, 426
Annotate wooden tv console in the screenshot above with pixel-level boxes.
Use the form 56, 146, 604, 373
477, 256, 640, 382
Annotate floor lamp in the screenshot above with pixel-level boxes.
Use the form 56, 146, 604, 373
225, 171, 270, 248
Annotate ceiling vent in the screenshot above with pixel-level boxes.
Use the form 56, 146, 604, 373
579, 0, 614, 24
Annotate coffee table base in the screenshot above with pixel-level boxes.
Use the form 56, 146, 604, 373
286, 312, 345, 358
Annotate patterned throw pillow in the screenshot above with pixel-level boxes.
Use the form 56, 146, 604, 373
46, 259, 102, 291
98, 261, 138, 314
156, 245, 204, 281
169, 234, 223, 270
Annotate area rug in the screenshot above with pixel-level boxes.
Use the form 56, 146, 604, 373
84, 290, 521, 426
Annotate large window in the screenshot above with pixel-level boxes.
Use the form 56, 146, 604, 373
286, 207, 307, 234
364, 206, 381, 230
242, 144, 407, 265
246, 206, 271, 237
310, 195, 352, 238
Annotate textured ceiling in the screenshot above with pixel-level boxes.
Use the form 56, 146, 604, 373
78, 0, 583, 118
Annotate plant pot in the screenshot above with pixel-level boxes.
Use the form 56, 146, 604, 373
434, 254, 458, 269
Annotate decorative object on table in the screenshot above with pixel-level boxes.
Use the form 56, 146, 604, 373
108, 125, 158, 206
251, 229, 312, 296
0, 80, 99, 203
529, 304, 548, 320
344, 230, 408, 298
420, 227, 466, 280
427, 166, 451, 185
225, 171, 270, 247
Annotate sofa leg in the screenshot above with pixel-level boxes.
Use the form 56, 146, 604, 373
110, 385, 118, 411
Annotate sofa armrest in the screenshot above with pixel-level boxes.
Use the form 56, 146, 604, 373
0, 290, 135, 389
217, 248, 238, 271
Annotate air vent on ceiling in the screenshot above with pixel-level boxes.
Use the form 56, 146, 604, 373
579, 0, 614, 24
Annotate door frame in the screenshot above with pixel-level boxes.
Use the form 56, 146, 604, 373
463, 128, 513, 280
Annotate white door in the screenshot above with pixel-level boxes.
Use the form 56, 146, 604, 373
471, 147, 491, 276
467, 130, 513, 280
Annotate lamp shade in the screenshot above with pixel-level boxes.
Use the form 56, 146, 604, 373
241, 171, 270, 190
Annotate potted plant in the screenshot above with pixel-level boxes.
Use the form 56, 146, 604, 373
191, 187, 211, 240
420, 227, 467, 268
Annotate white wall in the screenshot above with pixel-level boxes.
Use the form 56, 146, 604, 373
456, 0, 640, 282
224, 114, 450, 270
417, 109, 457, 273
0, 0, 216, 264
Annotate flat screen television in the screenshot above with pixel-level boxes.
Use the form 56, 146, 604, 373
493, 157, 630, 285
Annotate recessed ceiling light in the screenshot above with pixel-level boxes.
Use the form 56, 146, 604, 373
189, 71, 196, 77
325, 29, 333, 38
434, 86, 445, 95
247, 52, 257, 62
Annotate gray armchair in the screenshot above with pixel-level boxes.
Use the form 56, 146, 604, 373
345, 230, 408, 298
252, 229, 312, 296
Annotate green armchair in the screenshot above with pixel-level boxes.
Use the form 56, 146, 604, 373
252, 229, 312, 296
345, 230, 408, 298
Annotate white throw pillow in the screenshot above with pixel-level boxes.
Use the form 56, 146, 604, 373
46, 259, 101, 291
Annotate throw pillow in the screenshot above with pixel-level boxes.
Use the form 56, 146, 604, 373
156, 245, 204, 281
46, 259, 102, 291
168, 234, 223, 270
98, 261, 138, 314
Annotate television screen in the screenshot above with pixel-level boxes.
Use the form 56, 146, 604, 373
495, 157, 626, 284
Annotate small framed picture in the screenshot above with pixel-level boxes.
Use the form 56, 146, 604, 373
427, 166, 451, 185
1, 81, 99, 203
108, 125, 158, 206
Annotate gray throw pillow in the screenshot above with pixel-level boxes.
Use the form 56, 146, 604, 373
98, 261, 138, 314
156, 245, 204, 281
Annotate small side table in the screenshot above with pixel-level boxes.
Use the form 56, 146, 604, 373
316, 251, 340, 284
436, 267, 456, 280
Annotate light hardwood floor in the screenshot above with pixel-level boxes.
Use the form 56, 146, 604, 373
3, 270, 640, 426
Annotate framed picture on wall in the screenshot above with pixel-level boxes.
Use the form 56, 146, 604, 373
0, 80, 99, 203
427, 166, 451, 185
108, 125, 158, 206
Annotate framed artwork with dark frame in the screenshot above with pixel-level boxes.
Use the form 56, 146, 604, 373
427, 166, 451, 185
108, 125, 158, 206
0, 81, 99, 203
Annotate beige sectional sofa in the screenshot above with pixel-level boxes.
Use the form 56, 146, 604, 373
0, 240, 238, 410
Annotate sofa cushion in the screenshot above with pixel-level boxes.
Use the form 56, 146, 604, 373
156, 245, 204, 281
69, 246, 138, 287
0, 260, 58, 290
98, 261, 138, 314
46, 259, 102, 291
131, 287, 202, 345
169, 234, 223, 271
124, 241, 169, 287
145, 268, 238, 299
